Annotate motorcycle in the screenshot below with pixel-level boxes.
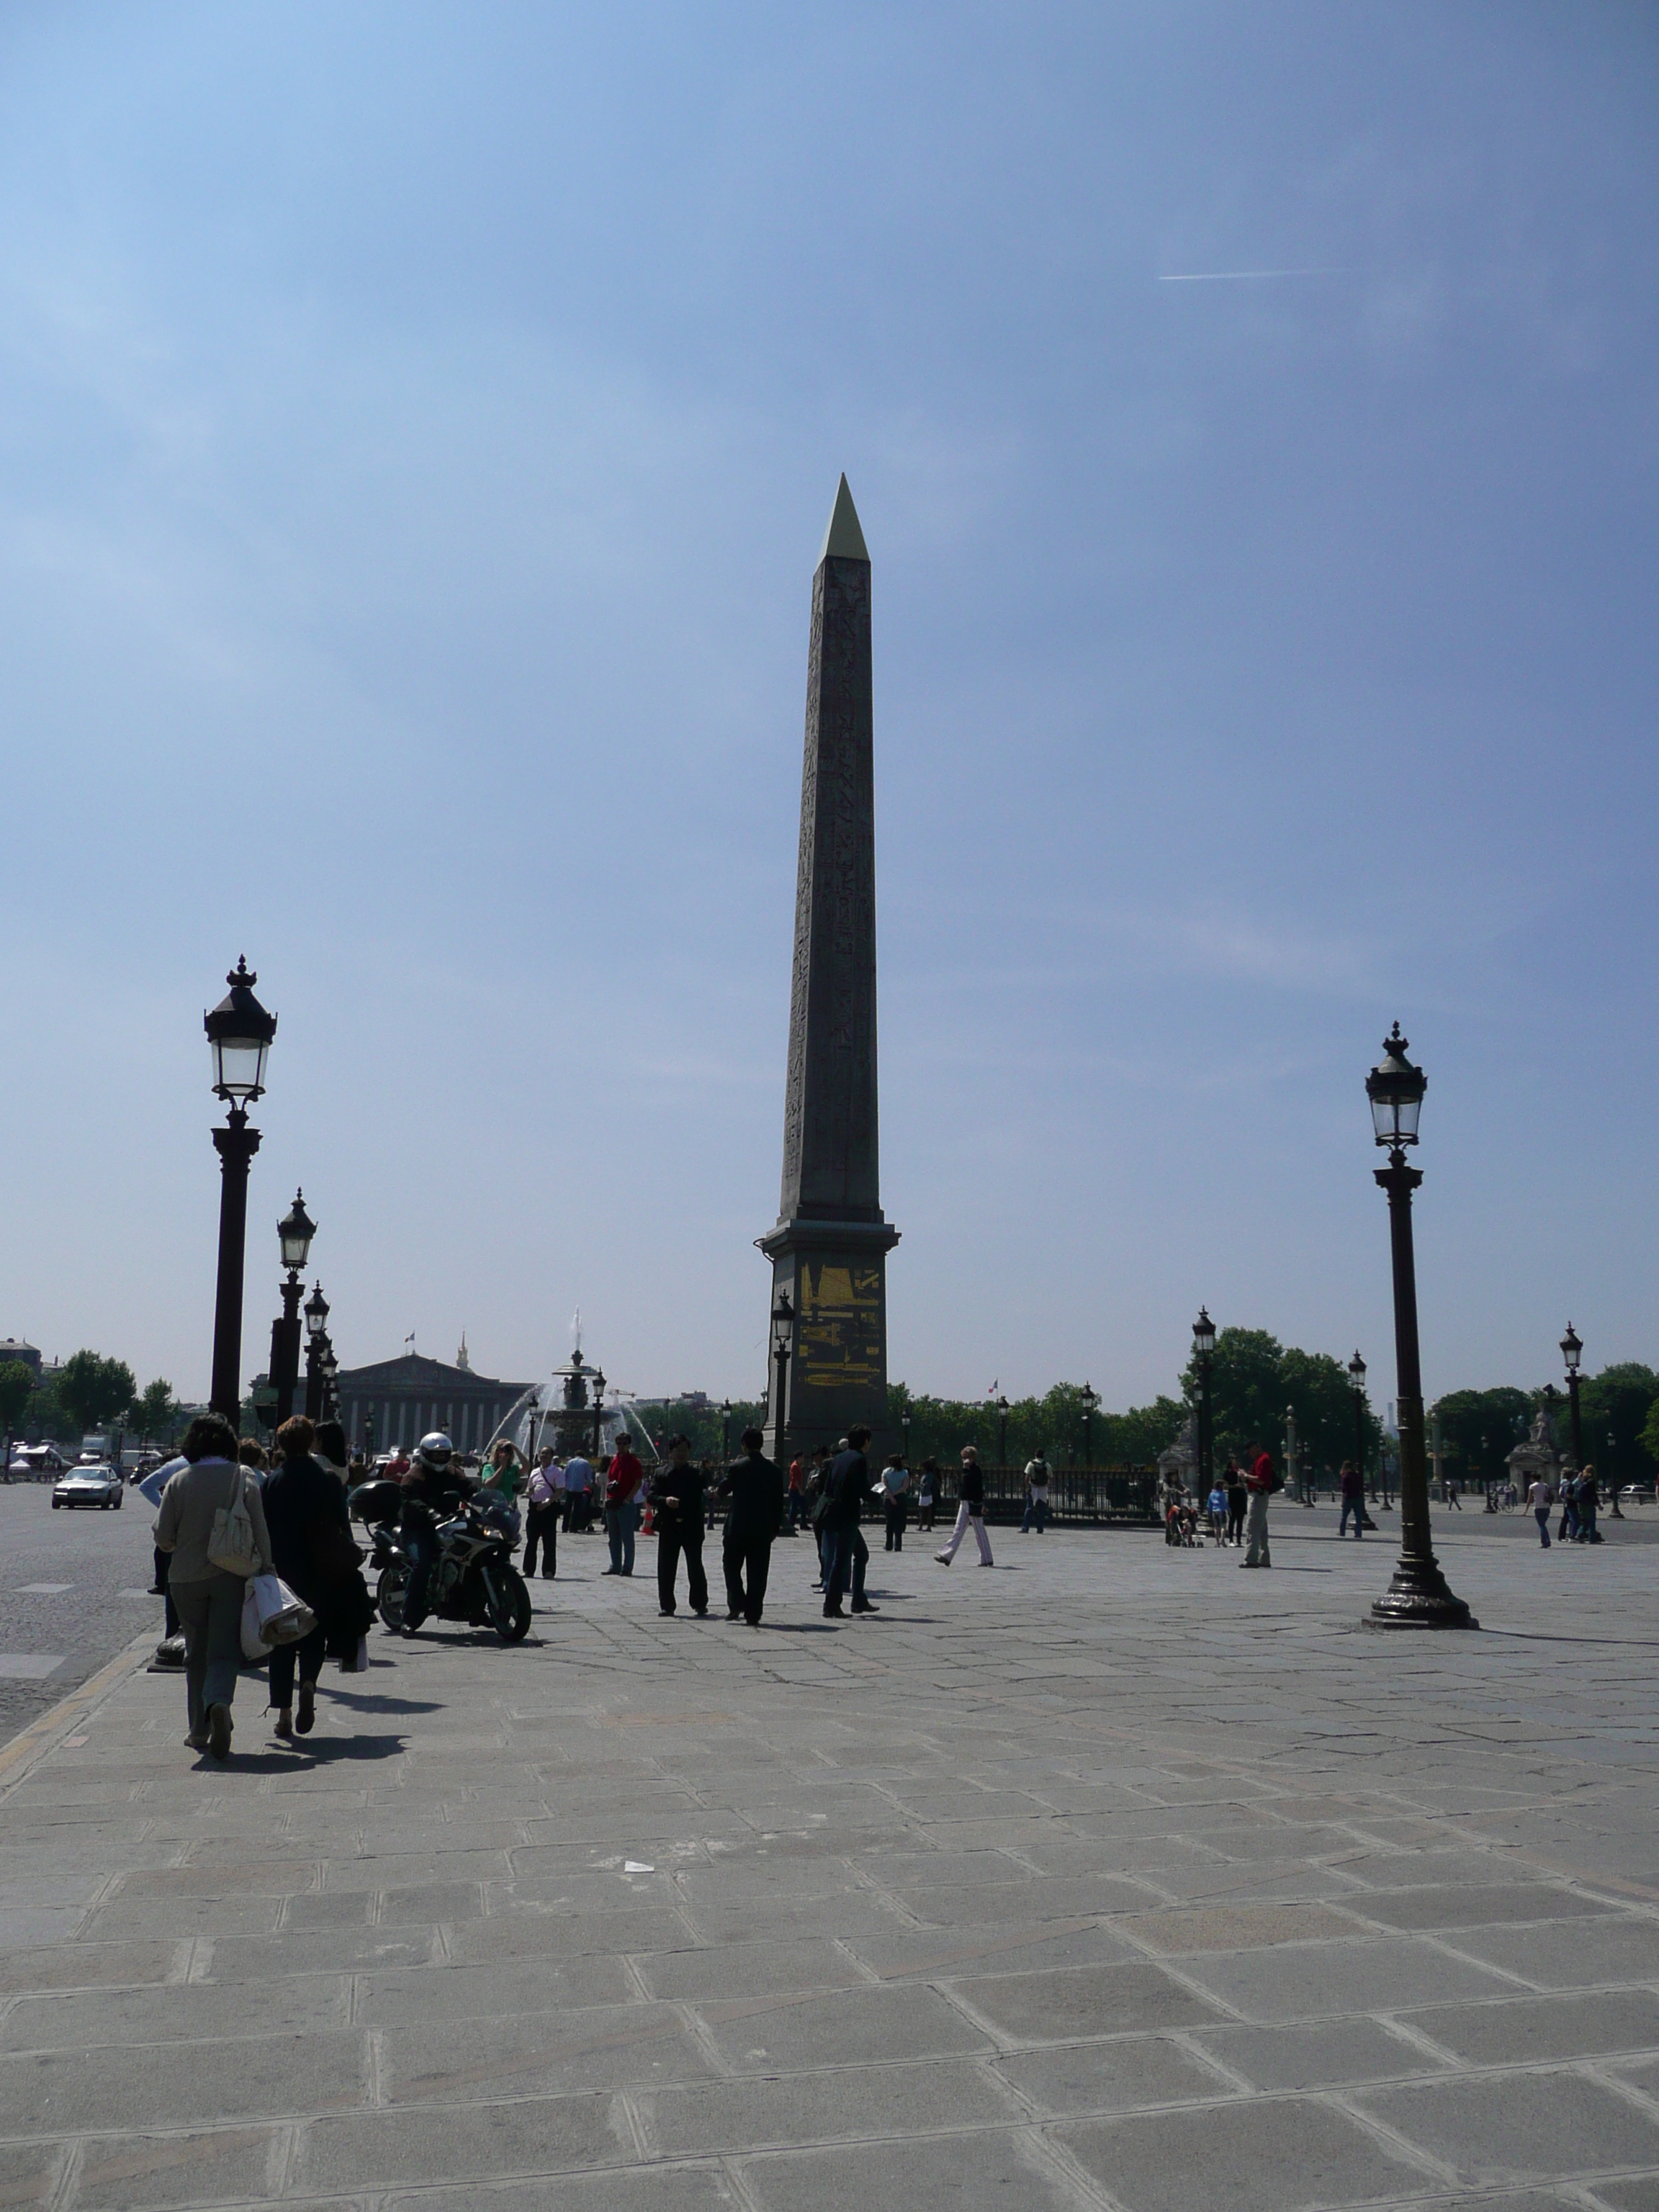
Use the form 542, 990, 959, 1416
355, 1485, 532, 1645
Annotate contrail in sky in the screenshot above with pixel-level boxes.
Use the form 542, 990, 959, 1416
1158, 267, 1349, 282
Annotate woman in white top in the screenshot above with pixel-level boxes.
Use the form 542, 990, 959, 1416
156, 1412, 273, 1759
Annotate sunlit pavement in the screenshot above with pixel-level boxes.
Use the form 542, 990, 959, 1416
2, 1509, 1658, 2211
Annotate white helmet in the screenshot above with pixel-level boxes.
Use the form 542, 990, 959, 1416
413, 1431, 454, 1473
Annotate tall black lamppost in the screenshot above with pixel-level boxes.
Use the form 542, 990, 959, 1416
1364, 1025, 1477, 1629
719, 1398, 732, 1468
900, 1404, 912, 1462
590, 1370, 607, 1460
204, 959, 277, 1424
1191, 1313, 1215, 1497
321, 1346, 339, 1421
271, 1190, 316, 1423
770, 1292, 794, 1460
303, 1285, 329, 1421
994, 1393, 1011, 1467
1607, 1426, 1620, 1515
1560, 1323, 1583, 1470
1079, 1382, 1100, 1467
1347, 1350, 1368, 1485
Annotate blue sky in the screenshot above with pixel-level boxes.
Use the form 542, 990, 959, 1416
2, 3, 1655, 1412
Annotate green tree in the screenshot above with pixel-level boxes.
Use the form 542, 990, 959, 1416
1642, 1396, 1659, 1473
1181, 1328, 1286, 1465
1577, 1363, 1658, 1486
55, 1350, 138, 1439
0, 1362, 33, 1465
133, 1379, 181, 1448
1431, 1388, 1537, 1488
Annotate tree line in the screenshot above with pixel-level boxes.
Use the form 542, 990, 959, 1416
1, 1353, 186, 1462
10, 1332, 1658, 1487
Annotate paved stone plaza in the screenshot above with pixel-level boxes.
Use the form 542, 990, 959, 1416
2, 1514, 1658, 2211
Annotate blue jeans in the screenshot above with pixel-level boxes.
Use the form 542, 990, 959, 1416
1535, 1507, 1552, 1547
606, 1501, 638, 1573
1021, 1493, 1048, 1532
1339, 1497, 1364, 1537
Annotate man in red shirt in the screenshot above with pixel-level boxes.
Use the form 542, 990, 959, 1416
1241, 1439, 1274, 1569
603, 1437, 645, 1577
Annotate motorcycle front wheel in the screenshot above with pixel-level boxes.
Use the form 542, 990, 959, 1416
482, 1560, 531, 1645
377, 1558, 410, 1632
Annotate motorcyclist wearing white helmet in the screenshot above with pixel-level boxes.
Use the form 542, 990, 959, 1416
400, 1433, 472, 1631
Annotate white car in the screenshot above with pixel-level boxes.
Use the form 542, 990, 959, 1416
53, 1462, 124, 1511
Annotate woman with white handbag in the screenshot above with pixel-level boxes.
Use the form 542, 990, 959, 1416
155, 1412, 274, 1760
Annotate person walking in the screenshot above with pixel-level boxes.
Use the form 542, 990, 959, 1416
1021, 1452, 1051, 1534
1557, 1470, 1580, 1545
881, 1453, 909, 1552
1224, 1457, 1248, 1547
1240, 1440, 1273, 1568
917, 1457, 938, 1534
1338, 1458, 1366, 1539
822, 1426, 878, 1614
652, 1434, 709, 1617
785, 1452, 804, 1537
1527, 1470, 1555, 1546
717, 1428, 783, 1624
562, 1448, 593, 1533
154, 1412, 274, 1759
936, 1444, 994, 1568
263, 1416, 359, 1742
523, 1447, 559, 1580
1576, 1464, 1601, 1544
603, 1434, 645, 1575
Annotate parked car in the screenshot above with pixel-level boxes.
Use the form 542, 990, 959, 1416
1619, 1484, 1655, 1503
53, 1460, 124, 1511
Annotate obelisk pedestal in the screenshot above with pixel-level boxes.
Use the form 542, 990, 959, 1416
760, 477, 899, 1462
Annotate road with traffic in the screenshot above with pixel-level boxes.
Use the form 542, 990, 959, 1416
0, 1483, 163, 1746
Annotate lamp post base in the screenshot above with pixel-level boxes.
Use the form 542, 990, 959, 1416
1369, 1551, 1479, 1630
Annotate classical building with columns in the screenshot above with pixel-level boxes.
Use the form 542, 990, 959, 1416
337, 1341, 532, 1457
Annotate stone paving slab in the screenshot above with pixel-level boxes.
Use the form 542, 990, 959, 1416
2, 1517, 1659, 2208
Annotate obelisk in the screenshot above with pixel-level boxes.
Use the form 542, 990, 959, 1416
760, 475, 899, 1462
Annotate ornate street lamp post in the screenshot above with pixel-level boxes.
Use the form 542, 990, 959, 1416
271, 1189, 315, 1424
994, 1393, 1011, 1467
303, 1285, 329, 1421
1079, 1381, 1101, 1468
1347, 1350, 1368, 1490
1190, 1314, 1215, 1496
719, 1398, 732, 1468
204, 958, 277, 1424
770, 1293, 794, 1462
1364, 1025, 1477, 1629
590, 1369, 607, 1461
1560, 1323, 1583, 1470
899, 1404, 911, 1462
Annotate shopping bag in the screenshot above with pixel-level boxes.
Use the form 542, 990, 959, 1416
240, 1580, 269, 1662
207, 1466, 260, 1578
249, 1572, 316, 1648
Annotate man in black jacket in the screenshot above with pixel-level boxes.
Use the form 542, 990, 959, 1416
717, 1429, 783, 1625
651, 1435, 709, 1617
822, 1425, 879, 1617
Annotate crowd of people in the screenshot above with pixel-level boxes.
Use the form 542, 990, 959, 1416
150, 1403, 1624, 1761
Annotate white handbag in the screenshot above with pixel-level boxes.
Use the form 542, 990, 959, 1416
207, 1465, 260, 1578
240, 1573, 316, 1660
